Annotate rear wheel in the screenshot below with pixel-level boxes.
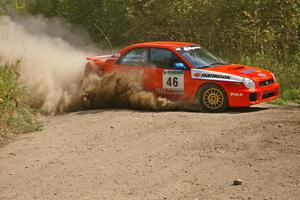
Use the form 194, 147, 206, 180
81, 67, 104, 109
81, 92, 96, 109
197, 84, 228, 112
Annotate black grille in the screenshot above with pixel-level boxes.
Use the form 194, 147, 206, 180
259, 79, 274, 87
262, 91, 275, 99
249, 93, 257, 101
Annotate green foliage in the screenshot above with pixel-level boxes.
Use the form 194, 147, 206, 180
0, 0, 12, 14
2, 0, 300, 103
0, 0, 27, 14
270, 88, 300, 106
270, 98, 288, 106
282, 89, 300, 103
23, 0, 299, 55
0, 62, 41, 142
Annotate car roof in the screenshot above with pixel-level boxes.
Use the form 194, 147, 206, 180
123, 41, 196, 51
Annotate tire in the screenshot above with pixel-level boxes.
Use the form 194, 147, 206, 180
81, 92, 96, 110
197, 83, 229, 112
80, 67, 103, 110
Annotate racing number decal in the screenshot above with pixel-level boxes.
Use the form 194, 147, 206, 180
163, 70, 184, 94
166, 77, 178, 87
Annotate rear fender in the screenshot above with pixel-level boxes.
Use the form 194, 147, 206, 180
84, 61, 104, 77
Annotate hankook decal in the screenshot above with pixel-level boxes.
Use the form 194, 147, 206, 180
200, 73, 231, 80
191, 69, 244, 83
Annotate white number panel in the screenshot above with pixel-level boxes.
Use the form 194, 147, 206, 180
163, 70, 184, 94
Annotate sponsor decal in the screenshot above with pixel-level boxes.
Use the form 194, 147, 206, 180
164, 70, 184, 75
200, 73, 231, 80
164, 88, 183, 94
182, 46, 201, 51
191, 69, 244, 83
163, 70, 184, 94
258, 73, 267, 77
240, 69, 257, 74
230, 92, 243, 97
194, 73, 201, 77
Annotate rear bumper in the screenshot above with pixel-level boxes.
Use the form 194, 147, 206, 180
228, 83, 280, 107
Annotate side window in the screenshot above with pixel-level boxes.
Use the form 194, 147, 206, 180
150, 48, 184, 68
118, 48, 148, 66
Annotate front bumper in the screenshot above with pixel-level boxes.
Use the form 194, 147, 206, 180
228, 83, 280, 107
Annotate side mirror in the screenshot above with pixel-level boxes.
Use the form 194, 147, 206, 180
173, 62, 186, 69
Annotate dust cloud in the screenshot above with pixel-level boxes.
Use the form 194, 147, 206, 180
81, 71, 176, 110
0, 15, 192, 114
0, 15, 94, 114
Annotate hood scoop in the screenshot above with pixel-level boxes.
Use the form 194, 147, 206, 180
233, 66, 245, 70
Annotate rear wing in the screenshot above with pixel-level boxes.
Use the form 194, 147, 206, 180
87, 53, 120, 61
87, 55, 112, 61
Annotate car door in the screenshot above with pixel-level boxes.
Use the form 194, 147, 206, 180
149, 48, 189, 100
115, 47, 161, 93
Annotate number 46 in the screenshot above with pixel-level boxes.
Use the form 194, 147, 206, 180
167, 77, 178, 87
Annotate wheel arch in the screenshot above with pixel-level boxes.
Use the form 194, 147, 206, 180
195, 81, 227, 98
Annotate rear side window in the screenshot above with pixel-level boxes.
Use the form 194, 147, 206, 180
149, 48, 184, 68
118, 48, 148, 66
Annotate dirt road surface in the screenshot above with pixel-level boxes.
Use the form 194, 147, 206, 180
0, 104, 299, 200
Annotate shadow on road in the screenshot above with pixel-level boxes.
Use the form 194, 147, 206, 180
226, 106, 269, 114
74, 105, 270, 115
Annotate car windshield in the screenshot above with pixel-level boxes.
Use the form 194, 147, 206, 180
176, 46, 226, 68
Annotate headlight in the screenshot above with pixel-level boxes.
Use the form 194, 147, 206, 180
243, 78, 255, 89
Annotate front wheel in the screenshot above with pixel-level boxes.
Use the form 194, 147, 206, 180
197, 84, 229, 112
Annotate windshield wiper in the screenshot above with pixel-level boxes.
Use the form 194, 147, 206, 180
210, 62, 227, 66
199, 65, 211, 68
197, 63, 225, 69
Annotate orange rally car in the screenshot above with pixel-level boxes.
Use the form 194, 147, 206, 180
83, 42, 280, 112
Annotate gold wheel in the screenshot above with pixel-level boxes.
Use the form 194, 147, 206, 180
202, 88, 224, 110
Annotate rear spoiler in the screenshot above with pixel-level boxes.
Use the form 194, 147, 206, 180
87, 53, 120, 61
87, 55, 112, 61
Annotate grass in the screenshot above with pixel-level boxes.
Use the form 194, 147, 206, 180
270, 89, 300, 106
0, 61, 41, 146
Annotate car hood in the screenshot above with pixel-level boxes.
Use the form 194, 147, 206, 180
191, 64, 274, 83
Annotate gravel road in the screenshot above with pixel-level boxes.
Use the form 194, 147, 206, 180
0, 104, 299, 200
